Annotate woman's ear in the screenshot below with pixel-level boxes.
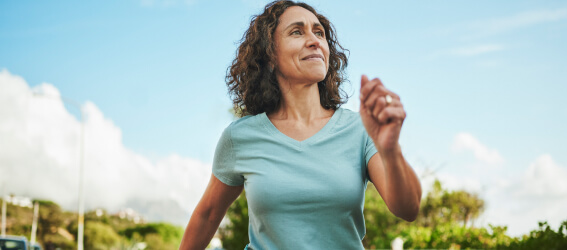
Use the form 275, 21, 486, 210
269, 63, 274, 73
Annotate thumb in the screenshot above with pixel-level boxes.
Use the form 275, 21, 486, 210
360, 75, 368, 114
361, 74, 369, 88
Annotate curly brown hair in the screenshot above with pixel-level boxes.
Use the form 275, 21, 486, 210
226, 0, 349, 117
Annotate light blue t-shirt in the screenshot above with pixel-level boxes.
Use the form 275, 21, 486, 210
213, 108, 378, 249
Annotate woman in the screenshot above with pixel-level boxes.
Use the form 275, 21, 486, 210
179, 1, 422, 249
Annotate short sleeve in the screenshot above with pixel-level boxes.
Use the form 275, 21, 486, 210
364, 131, 378, 166
212, 125, 244, 186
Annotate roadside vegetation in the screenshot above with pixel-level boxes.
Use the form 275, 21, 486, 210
220, 179, 567, 250
1, 200, 183, 250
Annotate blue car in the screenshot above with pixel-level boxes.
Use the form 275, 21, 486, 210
31, 242, 42, 250
0, 235, 29, 250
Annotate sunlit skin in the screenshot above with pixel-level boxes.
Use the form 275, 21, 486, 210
268, 6, 333, 141
360, 75, 422, 222
270, 5, 422, 222
274, 6, 330, 88
179, 6, 421, 250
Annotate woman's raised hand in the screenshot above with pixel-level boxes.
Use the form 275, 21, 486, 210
359, 75, 406, 154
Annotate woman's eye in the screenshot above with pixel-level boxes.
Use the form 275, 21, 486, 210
315, 31, 324, 37
291, 30, 301, 35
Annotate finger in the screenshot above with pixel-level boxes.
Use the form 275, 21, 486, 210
385, 97, 403, 108
371, 93, 402, 118
360, 78, 379, 103
388, 91, 401, 101
360, 76, 386, 101
372, 85, 400, 101
372, 94, 386, 118
361, 75, 384, 87
365, 77, 401, 100
370, 96, 403, 118
359, 75, 369, 115
373, 85, 391, 96
360, 75, 371, 100
364, 85, 399, 102
359, 98, 369, 116
377, 106, 406, 124
364, 90, 379, 112
361, 74, 369, 87
372, 77, 385, 88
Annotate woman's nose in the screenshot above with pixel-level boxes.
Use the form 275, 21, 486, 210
306, 32, 322, 48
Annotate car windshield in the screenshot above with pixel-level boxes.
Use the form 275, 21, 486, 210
0, 239, 26, 250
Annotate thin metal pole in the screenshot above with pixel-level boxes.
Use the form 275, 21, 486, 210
31, 92, 86, 250
77, 109, 85, 250
1, 198, 6, 236
31, 201, 39, 244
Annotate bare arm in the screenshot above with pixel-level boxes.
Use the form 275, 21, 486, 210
179, 174, 243, 250
367, 146, 422, 221
359, 75, 421, 221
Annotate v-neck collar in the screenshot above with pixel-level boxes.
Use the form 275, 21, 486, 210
260, 108, 343, 150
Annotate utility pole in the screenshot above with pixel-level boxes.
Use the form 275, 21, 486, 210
1, 197, 6, 236
31, 201, 39, 244
77, 110, 85, 250
32, 92, 86, 250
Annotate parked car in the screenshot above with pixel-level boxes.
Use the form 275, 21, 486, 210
30, 242, 42, 250
0, 235, 29, 250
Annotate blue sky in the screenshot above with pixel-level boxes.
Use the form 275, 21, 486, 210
1, 0, 566, 237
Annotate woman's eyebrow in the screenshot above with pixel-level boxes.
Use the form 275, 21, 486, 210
313, 23, 323, 28
284, 21, 324, 31
284, 21, 305, 30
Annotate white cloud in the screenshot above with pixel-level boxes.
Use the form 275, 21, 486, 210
0, 69, 211, 225
419, 153, 567, 236
419, 172, 484, 202
482, 154, 567, 236
452, 132, 504, 165
513, 154, 567, 199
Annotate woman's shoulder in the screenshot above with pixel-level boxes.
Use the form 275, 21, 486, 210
338, 107, 358, 117
336, 107, 361, 123
225, 112, 268, 133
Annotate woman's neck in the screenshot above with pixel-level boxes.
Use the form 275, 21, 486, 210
269, 79, 332, 123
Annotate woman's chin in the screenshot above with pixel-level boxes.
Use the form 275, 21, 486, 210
301, 76, 326, 85
306, 71, 327, 83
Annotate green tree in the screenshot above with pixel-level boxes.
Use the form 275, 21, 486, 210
363, 179, 498, 249
121, 223, 184, 250
418, 180, 484, 228
363, 183, 405, 249
143, 233, 178, 250
3, 198, 33, 237
84, 221, 122, 250
35, 200, 75, 249
219, 192, 249, 250
501, 221, 567, 250
442, 190, 484, 227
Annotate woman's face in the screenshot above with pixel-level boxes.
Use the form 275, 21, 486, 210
273, 6, 330, 85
